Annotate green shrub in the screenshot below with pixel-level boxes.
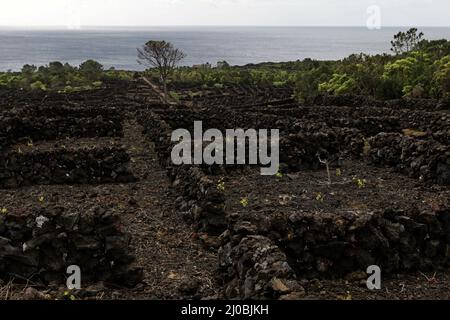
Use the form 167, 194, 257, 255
30, 81, 47, 91
432, 55, 450, 98
319, 73, 357, 95
79, 59, 103, 81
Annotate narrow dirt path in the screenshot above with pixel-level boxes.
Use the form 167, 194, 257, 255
0, 118, 220, 300
141, 76, 178, 105
115, 119, 220, 299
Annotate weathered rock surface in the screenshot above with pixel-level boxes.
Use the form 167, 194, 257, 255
0, 206, 142, 287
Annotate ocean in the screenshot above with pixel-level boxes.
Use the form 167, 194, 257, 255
1, 26, 450, 71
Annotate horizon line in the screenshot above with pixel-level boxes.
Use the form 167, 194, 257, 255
1, 25, 450, 29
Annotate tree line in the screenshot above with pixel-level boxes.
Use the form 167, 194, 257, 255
2, 28, 450, 101
141, 29, 450, 101
0, 60, 133, 92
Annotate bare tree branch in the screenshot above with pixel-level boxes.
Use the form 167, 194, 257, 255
137, 40, 186, 102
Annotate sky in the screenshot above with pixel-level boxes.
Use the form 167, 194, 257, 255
0, 0, 449, 27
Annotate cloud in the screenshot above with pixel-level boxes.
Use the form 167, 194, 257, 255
0, 0, 449, 26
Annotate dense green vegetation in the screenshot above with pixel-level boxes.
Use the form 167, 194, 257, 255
152, 29, 450, 101
1, 29, 450, 101
0, 60, 134, 92
167, 65, 297, 88
314, 35, 450, 100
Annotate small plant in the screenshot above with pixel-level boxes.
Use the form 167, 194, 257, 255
38, 196, 45, 203
278, 194, 294, 206
340, 291, 353, 300
240, 198, 249, 207
27, 139, 33, 147
352, 176, 367, 188
335, 168, 342, 177
317, 153, 331, 185
275, 170, 283, 178
1, 207, 8, 215
362, 138, 371, 157
315, 192, 324, 202
217, 178, 225, 191
63, 291, 76, 301
169, 91, 181, 102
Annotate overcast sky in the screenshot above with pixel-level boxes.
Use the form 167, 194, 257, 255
0, 0, 449, 27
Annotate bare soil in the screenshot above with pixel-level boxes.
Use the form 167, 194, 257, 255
1, 80, 449, 300
0, 120, 220, 300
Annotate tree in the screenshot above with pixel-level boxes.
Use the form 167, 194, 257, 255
79, 59, 103, 81
295, 64, 332, 102
217, 60, 230, 69
21, 64, 37, 77
382, 51, 431, 97
432, 55, 450, 98
21, 64, 37, 87
391, 28, 424, 55
46, 61, 67, 88
137, 40, 186, 101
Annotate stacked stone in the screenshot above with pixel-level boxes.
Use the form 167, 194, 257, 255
0, 206, 142, 287
0, 146, 136, 188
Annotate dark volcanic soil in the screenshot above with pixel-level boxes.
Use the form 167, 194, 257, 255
300, 271, 450, 300
218, 164, 450, 299
1, 80, 450, 300
0, 120, 220, 300
221, 162, 449, 222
